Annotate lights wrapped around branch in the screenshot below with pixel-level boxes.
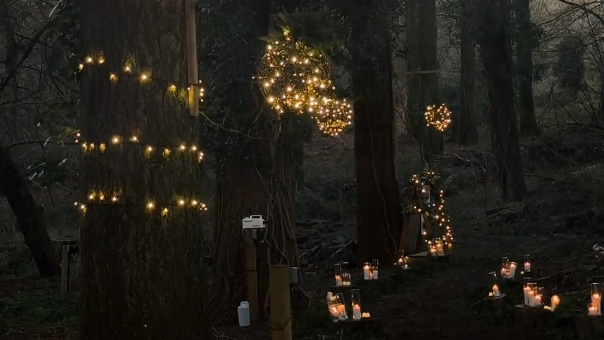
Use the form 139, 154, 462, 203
74, 191, 208, 216
312, 98, 353, 136
75, 133, 204, 162
78, 55, 205, 102
257, 30, 334, 114
424, 104, 451, 131
405, 170, 454, 247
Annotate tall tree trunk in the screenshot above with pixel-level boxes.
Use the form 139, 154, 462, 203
78, 1, 208, 338
458, 0, 479, 145
210, 110, 299, 315
478, 0, 527, 202
515, 0, 538, 136
0, 144, 61, 277
406, 0, 443, 163
351, 12, 403, 264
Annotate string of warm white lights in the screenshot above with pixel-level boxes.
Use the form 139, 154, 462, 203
424, 104, 452, 131
312, 98, 353, 136
78, 55, 205, 101
256, 30, 334, 114
406, 170, 454, 246
74, 191, 208, 216
75, 133, 204, 162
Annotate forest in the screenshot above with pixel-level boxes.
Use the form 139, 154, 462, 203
2, 0, 604, 339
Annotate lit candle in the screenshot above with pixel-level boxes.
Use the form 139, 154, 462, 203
372, 269, 379, 280
509, 262, 517, 279
492, 284, 500, 297
361, 312, 370, 318
534, 294, 542, 306
551, 295, 560, 311
528, 290, 535, 307
335, 275, 342, 286
429, 245, 437, 256
524, 262, 531, 272
436, 242, 444, 256
523, 286, 530, 305
352, 304, 361, 320
363, 263, 371, 280
589, 304, 598, 315
330, 306, 339, 317
592, 293, 601, 315
336, 304, 346, 318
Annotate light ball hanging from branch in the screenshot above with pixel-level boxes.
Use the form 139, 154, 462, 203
257, 30, 334, 114
312, 98, 353, 136
424, 104, 452, 131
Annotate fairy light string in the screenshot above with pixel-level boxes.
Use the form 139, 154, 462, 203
255, 29, 354, 136
405, 170, 454, 247
75, 55, 208, 216
312, 98, 353, 136
77, 55, 205, 101
424, 104, 452, 132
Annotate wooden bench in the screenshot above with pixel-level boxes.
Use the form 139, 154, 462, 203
51, 239, 79, 295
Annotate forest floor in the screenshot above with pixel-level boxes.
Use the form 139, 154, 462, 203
0, 127, 601, 339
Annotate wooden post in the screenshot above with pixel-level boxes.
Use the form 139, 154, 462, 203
244, 230, 260, 325
270, 265, 292, 340
60, 245, 70, 295
184, 0, 199, 116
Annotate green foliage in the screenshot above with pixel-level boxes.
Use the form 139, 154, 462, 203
554, 35, 585, 96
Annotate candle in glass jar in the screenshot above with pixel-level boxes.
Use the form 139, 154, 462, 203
429, 245, 437, 256
551, 295, 560, 311
523, 286, 530, 305
330, 306, 339, 317
527, 290, 535, 306
589, 304, 598, 315
335, 275, 342, 286
509, 262, 517, 279
592, 293, 601, 314
363, 263, 371, 280
352, 304, 361, 320
436, 242, 444, 256
492, 284, 500, 297
534, 294, 542, 306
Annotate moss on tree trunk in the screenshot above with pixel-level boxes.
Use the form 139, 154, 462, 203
78, 0, 208, 338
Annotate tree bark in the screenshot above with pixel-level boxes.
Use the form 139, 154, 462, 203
458, 0, 479, 145
0, 144, 61, 277
406, 0, 443, 163
478, 0, 527, 202
351, 14, 403, 264
210, 111, 299, 316
78, 1, 208, 339
514, 0, 539, 136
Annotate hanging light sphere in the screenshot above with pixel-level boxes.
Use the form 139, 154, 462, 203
312, 98, 353, 136
257, 31, 333, 114
424, 104, 452, 131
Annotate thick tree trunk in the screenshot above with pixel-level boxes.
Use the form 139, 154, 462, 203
351, 16, 402, 264
458, 0, 479, 145
478, 0, 527, 202
78, 1, 208, 339
515, 0, 539, 136
0, 144, 61, 277
406, 0, 443, 163
210, 111, 299, 316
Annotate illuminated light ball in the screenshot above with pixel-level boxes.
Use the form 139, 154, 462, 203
424, 104, 452, 131
257, 31, 332, 114
312, 98, 353, 136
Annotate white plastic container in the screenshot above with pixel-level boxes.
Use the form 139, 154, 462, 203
237, 301, 250, 327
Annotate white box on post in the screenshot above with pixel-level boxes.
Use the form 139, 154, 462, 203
242, 215, 265, 229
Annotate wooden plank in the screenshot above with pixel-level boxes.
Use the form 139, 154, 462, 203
184, 0, 199, 116
269, 265, 292, 340
60, 245, 70, 295
244, 229, 259, 325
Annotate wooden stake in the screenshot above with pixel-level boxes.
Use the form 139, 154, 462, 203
270, 265, 292, 340
244, 230, 260, 325
60, 245, 70, 295
184, 0, 199, 116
